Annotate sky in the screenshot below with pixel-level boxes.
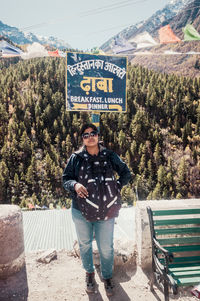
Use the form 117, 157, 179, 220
0, 0, 171, 50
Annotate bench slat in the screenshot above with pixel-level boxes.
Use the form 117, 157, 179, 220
158, 236, 200, 245
153, 209, 200, 216
155, 227, 200, 235
160, 257, 200, 266
176, 276, 200, 286
169, 262, 200, 268
170, 266, 200, 272
172, 270, 200, 277
158, 245, 200, 252
168, 256, 200, 263
160, 257, 200, 267
154, 218, 200, 226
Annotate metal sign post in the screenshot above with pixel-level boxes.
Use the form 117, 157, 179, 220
91, 112, 100, 131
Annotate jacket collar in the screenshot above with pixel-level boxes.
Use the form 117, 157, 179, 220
75, 144, 106, 158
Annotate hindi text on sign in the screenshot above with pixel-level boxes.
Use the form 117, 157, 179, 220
80, 77, 113, 95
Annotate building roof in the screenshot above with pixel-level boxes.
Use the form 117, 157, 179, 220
22, 207, 135, 252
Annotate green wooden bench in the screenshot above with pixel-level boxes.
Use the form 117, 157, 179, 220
147, 206, 200, 301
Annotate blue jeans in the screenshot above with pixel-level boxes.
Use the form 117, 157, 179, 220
72, 208, 115, 279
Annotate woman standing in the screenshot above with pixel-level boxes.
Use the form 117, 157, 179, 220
62, 123, 131, 296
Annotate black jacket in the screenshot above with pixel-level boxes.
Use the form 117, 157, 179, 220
62, 145, 132, 210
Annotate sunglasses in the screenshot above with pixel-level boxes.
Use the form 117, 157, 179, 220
82, 131, 98, 139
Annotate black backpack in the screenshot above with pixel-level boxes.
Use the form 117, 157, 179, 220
76, 149, 121, 221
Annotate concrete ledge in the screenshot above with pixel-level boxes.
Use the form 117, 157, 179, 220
0, 205, 25, 278
135, 199, 200, 271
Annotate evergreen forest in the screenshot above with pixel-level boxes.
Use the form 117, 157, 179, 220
0, 57, 199, 208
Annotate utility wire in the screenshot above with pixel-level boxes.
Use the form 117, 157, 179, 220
19, 1, 200, 41
71, 5, 200, 37
21, 3, 200, 33
20, 0, 149, 31
79, 0, 148, 17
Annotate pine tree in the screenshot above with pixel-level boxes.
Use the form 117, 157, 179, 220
0, 161, 9, 203
182, 126, 188, 149
118, 130, 127, 150
11, 173, 21, 204
176, 158, 188, 198
65, 134, 73, 157
154, 143, 162, 166
147, 159, 155, 192
152, 183, 162, 200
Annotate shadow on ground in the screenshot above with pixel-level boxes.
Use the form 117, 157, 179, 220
87, 257, 137, 301
0, 264, 29, 301
143, 269, 194, 301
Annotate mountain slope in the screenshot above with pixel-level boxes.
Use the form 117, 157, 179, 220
130, 42, 200, 78
100, 0, 191, 52
0, 20, 71, 50
169, 0, 200, 37
130, 0, 200, 77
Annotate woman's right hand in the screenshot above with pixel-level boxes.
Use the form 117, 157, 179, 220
74, 183, 88, 198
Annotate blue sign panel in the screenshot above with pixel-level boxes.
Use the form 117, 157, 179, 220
66, 52, 127, 112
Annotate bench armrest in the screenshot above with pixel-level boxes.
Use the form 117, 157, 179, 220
153, 237, 174, 262
154, 254, 165, 272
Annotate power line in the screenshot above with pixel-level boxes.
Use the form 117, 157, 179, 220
19, 2, 200, 43
20, 0, 149, 31
79, 0, 148, 17
73, 5, 200, 38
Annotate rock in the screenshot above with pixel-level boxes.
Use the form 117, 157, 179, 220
72, 238, 136, 267
37, 249, 57, 264
114, 239, 136, 266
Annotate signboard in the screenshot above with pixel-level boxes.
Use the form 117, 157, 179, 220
66, 52, 127, 112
